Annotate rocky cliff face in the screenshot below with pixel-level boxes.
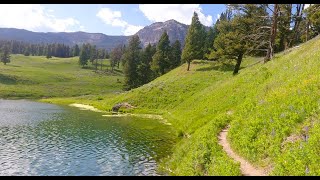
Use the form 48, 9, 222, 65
135, 19, 189, 47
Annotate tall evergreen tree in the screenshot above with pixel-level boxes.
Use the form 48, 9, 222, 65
104, 49, 110, 59
89, 45, 97, 65
203, 27, 217, 59
181, 12, 206, 71
170, 40, 182, 69
123, 35, 142, 90
306, 4, 320, 36
73, 44, 80, 56
151, 31, 172, 75
110, 45, 123, 71
137, 43, 156, 85
79, 44, 89, 68
0, 45, 10, 65
24, 45, 30, 56
209, 6, 257, 75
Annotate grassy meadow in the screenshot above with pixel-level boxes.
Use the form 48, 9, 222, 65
43, 36, 320, 175
0, 55, 124, 99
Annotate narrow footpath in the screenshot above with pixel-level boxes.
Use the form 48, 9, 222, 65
218, 126, 267, 176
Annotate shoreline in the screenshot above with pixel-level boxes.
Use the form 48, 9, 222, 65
69, 103, 172, 125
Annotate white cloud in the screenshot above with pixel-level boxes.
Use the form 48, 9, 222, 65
0, 4, 84, 32
139, 4, 213, 26
124, 24, 144, 36
96, 7, 143, 35
79, 25, 85, 31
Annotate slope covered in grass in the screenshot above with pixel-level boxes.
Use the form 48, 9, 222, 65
44, 36, 320, 175
0, 55, 124, 99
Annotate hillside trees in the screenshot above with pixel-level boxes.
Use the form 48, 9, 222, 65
211, 17, 247, 75
123, 34, 181, 90
306, 4, 320, 36
181, 12, 206, 71
210, 5, 270, 74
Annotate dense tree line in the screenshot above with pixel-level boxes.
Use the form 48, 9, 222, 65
78, 43, 109, 69
0, 40, 109, 61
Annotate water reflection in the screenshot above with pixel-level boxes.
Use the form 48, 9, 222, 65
0, 100, 176, 176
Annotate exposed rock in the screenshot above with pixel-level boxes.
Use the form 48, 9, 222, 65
112, 102, 134, 112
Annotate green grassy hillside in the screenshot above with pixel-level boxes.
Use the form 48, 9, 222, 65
44, 35, 320, 175
0, 55, 124, 99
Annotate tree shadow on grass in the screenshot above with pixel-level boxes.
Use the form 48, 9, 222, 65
196, 62, 235, 72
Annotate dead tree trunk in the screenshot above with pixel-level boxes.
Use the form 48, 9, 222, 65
289, 4, 305, 47
265, 4, 279, 63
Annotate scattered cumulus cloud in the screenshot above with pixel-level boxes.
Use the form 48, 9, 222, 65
0, 4, 83, 32
139, 4, 213, 26
96, 7, 143, 36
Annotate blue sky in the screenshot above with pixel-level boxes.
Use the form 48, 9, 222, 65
0, 4, 226, 36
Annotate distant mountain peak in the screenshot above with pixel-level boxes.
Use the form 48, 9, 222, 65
0, 19, 193, 50
135, 19, 189, 47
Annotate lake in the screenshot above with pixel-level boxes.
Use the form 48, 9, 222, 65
0, 99, 176, 176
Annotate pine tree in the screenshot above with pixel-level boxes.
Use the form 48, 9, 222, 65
24, 45, 30, 56
123, 35, 142, 90
151, 31, 172, 75
46, 51, 52, 59
73, 44, 80, 56
104, 49, 110, 59
170, 40, 182, 69
0, 45, 10, 65
79, 44, 89, 68
137, 43, 156, 85
278, 4, 292, 51
307, 4, 320, 36
209, 9, 249, 75
89, 45, 97, 65
203, 27, 217, 60
181, 12, 206, 71
110, 45, 123, 71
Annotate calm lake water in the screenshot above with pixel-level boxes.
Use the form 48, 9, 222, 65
0, 99, 176, 176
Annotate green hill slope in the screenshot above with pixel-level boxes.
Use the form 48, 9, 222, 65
44, 36, 320, 175
0, 55, 124, 99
